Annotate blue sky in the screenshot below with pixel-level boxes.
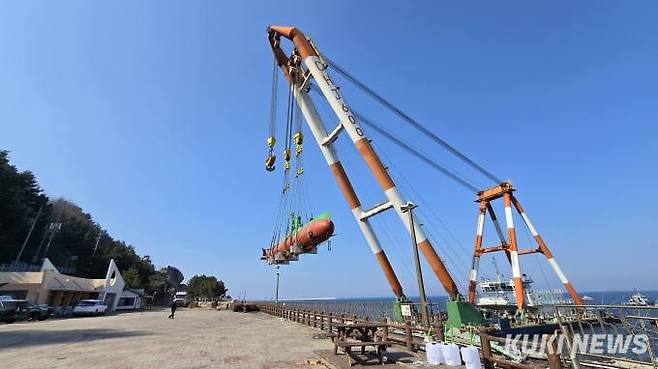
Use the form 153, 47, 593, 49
1, 2, 657, 299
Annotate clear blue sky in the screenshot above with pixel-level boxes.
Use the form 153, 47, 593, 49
1, 2, 657, 299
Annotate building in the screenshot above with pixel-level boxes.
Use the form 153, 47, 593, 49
0, 258, 125, 312
116, 289, 145, 310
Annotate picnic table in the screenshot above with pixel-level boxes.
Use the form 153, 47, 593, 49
333, 322, 390, 366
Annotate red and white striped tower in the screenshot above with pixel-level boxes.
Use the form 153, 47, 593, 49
267, 26, 460, 300
267, 26, 404, 298
468, 202, 486, 303
503, 191, 525, 310
486, 203, 507, 246
467, 181, 583, 310
511, 196, 582, 305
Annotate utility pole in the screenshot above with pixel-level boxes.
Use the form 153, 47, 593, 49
275, 266, 280, 304
42, 222, 62, 259
401, 202, 430, 328
14, 205, 43, 267
93, 230, 103, 256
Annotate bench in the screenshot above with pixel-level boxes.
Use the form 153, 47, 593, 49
334, 340, 391, 366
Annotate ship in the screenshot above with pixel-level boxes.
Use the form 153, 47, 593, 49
476, 259, 571, 311
625, 290, 653, 306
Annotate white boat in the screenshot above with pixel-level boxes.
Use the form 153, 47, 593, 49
476, 275, 571, 308
626, 290, 652, 306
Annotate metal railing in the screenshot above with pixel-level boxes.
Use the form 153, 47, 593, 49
274, 300, 445, 322
259, 303, 444, 351
554, 304, 658, 369
259, 303, 566, 369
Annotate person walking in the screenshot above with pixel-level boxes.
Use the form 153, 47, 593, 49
168, 300, 177, 319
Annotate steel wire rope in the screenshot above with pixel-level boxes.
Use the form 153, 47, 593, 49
371, 140, 471, 295
307, 85, 481, 193
370, 137, 474, 273
354, 111, 478, 284
308, 75, 468, 294
354, 112, 480, 192
377, 211, 416, 281
315, 84, 477, 276
268, 59, 279, 139
518, 215, 557, 293
324, 56, 503, 184
310, 78, 477, 264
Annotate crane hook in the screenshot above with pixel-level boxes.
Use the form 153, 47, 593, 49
265, 152, 276, 172
265, 136, 277, 172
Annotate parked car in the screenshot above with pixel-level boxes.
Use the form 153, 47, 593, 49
73, 299, 107, 316
0, 295, 19, 323
16, 301, 51, 321
173, 291, 189, 307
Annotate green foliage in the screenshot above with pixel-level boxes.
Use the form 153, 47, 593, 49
148, 268, 176, 296
0, 150, 176, 293
122, 267, 142, 289
0, 150, 49, 262
187, 274, 228, 301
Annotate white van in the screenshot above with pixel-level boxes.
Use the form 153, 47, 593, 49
73, 299, 107, 316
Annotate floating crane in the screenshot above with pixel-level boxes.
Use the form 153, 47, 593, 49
264, 26, 581, 323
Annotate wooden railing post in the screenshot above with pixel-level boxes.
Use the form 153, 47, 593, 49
479, 327, 494, 369
328, 312, 333, 335
405, 320, 413, 350
433, 315, 444, 342
547, 335, 563, 369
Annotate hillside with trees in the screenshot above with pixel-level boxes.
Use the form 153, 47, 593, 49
187, 275, 228, 301
0, 150, 181, 299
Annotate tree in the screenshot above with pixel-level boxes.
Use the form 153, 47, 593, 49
187, 275, 228, 301
122, 267, 142, 289
0, 150, 50, 263
0, 150, 181, 303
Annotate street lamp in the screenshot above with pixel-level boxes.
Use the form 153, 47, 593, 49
275, 266, 280, 304
400, 202, 430, 328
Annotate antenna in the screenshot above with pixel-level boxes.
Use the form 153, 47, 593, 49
492, 257, 501, 282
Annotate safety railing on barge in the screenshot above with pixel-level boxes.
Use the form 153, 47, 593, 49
554, 304, 658, 369
258, 303, 564, 369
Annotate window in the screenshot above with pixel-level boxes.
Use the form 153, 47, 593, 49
118, 297, 135, 306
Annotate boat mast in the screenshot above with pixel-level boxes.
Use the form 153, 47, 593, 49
267, 26, 460, 300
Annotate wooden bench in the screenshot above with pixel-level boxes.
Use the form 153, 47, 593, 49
334, 340, 390, 366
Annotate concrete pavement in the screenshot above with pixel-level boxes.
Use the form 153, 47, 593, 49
0, 308, 336, 369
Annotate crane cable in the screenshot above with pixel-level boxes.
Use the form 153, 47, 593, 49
354, 111, 480, 192
325, 57, 503, 185
265, 59, 278, 172
269, 74, 314, 256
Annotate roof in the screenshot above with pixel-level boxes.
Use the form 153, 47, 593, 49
0, 258, 124, 293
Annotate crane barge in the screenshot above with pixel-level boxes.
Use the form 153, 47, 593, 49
264, 25, 582, 327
